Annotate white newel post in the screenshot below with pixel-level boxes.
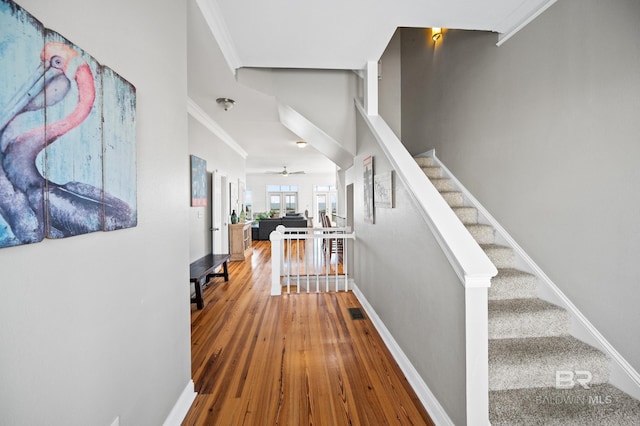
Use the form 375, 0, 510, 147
465, 278, 491, 426
364, 60, 378, 116
270, 229, 283, 295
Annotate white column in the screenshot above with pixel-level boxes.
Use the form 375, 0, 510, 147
364, 60, 378, 116
465, 283, 490, 425
270, 230, 283, 295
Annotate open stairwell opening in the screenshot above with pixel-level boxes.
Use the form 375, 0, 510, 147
415, 153, 640, 425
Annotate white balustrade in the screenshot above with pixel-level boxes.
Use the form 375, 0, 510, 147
270, 225, 355, 295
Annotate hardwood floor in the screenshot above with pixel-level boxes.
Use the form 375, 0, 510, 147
183, 241, 434, 425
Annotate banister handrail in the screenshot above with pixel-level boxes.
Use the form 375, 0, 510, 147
355, 99, 494, 425
355, 101, 497, 288
275, 225, 353, 235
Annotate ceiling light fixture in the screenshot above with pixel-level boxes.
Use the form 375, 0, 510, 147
296, 141, 307, 148
432, 27, 442, 42
216, 97, 235, 111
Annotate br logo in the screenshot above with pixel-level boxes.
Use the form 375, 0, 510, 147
556, 370, 592, 389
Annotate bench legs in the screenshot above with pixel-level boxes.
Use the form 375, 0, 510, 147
192, 260, 229, 310
206, 260, 229, 282
192, 278, 206, 310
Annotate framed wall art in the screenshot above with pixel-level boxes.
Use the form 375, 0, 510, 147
374, 171, 393, 208
0, 0, 137, 249
363, 155, 374, 224
190, 155, 207, 207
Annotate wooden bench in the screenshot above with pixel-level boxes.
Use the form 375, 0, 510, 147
190, 253, 230, 309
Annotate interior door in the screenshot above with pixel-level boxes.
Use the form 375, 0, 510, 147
220, 174, 229, 253
211, 172, 223, 253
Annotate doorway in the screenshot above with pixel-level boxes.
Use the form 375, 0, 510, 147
212, 171, 229, 254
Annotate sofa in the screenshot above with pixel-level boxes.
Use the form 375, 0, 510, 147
255, 216, 308, 240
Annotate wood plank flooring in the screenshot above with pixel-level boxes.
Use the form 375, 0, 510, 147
183, 241, 434, 425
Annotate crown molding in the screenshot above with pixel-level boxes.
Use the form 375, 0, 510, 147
187, 98, 248, 159
196, 0, 242, 73
496, 0, 557, 46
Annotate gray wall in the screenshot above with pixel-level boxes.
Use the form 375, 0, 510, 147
0, 0, 191, 424
402, 0, 640, 372
353, 114, 467, 425
188, 116, 246, 262
378, 29, 402, 139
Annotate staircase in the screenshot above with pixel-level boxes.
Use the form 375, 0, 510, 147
415, 156, 640, 425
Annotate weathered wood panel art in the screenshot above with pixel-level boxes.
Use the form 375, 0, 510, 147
0, 0, 137, 249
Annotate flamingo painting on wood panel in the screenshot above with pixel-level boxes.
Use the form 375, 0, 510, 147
0, 0, 137, 249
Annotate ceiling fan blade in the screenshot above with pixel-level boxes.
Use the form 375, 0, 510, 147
263, 166, 304, 175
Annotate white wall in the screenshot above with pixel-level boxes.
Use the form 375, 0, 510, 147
188, 116, 246, 262
238, 68, 359, 156
0, 1, 191, 425
402, 0, 640, 373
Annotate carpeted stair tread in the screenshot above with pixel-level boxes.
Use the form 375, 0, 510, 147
466, 223, 495, 244
429, 178, 454, 192
489, 336, 609, 391
481, 244, 515, 269
489, 383, 640, 425
421, 166, 442, 178
440, 191, 464, 207
414, 157, 433, 167
452, 206, 478, 224
489, 298, 570, 339
414, 156, 640, 423
490, 268, 538, 300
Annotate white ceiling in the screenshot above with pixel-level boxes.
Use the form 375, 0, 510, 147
187, 0, 555, 174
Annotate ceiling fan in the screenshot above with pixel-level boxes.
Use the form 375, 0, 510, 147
264, 166, 305, 177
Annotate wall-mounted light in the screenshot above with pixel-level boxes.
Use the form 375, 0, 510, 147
432, 27, 442, 42
296, 141, 308, 148
216, 97, 235, 111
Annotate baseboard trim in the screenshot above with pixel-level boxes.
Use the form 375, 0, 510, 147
424, 150, 640, 401
352, 283, 454, 426
163, 379, 197, 426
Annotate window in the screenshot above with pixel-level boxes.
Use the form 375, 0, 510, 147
267, 185, 298, 192
246, 190, 252, 218
268, 185, 298, 217
313, 184, 337, 224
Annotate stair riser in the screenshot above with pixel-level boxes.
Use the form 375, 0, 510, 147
441, 192, 464, 207
483, 246, 515, 269
421, 167, 442, 179
467, 225, 494, 244
489, 310, 570, 339
453, 207, 478, 224
414, 157, 433, 167
489, 277, 538, 300
430, 178, 454, 192
489, 360, 609, 391
490, 384, 640, 425
489, 338, 610, 391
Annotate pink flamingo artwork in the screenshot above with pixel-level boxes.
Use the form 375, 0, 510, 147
0, 0, 137, 249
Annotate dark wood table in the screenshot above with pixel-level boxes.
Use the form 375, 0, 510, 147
189, 253, 230, 309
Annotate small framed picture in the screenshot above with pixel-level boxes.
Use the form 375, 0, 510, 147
190, 155, 207, 207
363, 155, 374, 223
374, 171, 393, 208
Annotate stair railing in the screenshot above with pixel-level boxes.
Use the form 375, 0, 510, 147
270, 225, 355, 295
356, 100, 497, 425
